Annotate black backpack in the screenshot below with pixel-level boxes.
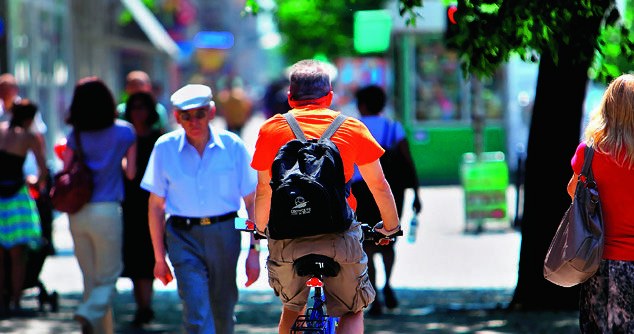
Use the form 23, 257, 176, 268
268, 112, 355, 240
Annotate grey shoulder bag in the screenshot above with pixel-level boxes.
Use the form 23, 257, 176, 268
543, 145, 604, 287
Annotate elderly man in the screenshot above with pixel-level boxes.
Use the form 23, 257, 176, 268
141, 84, 260, 333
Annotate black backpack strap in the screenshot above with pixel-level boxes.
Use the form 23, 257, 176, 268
320, 114, 347, 142
283, 112, 307, 142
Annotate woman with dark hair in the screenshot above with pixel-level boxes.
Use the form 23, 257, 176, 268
61, 77, 137, 334
120, 92, 163, 327
350, 84, 422, 316
0, 100, 47, 317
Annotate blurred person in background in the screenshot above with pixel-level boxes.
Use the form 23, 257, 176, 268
0, 74, 47, 135
350, 84, 422, 317
262, 76, 291, 119
120, 92, 164, 328
117, 70, 171, 132
0, 73, 54, 256
568, 74, 634, 333
0, 100, 47, 317
63, 77, 137, 334
216, 76, 253, 136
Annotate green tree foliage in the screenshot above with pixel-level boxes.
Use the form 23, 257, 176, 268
272, 0, 386, 63
244, 0, 632, 80
591, 0, 634, 80
446, 0, 633, 83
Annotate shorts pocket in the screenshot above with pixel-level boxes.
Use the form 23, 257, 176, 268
351, 271, 376, 313
266, 260, 284, 298
336, 229, 364, 263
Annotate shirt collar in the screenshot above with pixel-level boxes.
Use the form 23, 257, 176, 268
288, 91, 333, 109
176, 124, 225, 152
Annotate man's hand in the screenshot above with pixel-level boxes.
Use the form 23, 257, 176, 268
244, 247, 261, 287
154, 259, 174, 286
372, 221, 401, 245
413, 194, 423, 214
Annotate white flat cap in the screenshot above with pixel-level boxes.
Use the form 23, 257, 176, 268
171, 84, 214, 110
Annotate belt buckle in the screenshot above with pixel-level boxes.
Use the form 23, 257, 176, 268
200, 217, 211, 225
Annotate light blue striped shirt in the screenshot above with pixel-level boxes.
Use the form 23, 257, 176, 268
141, 125, 257, 217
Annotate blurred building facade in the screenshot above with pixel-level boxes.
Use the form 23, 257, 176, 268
0, 0, 269, 170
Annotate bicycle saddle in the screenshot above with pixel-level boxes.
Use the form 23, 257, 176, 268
293, 254, 341, 278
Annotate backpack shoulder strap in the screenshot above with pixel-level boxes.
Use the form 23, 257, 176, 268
283, 112, 307, 142
320, 114, 347, 142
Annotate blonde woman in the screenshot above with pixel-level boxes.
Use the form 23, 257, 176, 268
567, 73, 634, 333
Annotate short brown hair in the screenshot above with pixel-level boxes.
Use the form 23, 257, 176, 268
288, 59, 331, 101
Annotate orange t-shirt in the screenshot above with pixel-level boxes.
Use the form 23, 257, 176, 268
251, 108, 384, 211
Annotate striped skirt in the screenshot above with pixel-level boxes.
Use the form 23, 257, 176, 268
0, 185, 42, 249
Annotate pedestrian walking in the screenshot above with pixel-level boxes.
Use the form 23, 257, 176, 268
117, 70, 171, 131
350, 84, 422, 316
216, 76, 253, 136
120, 92, 164, 328
0, 100, 48, 317
0, 74, 45, 133
63, 77, 137, 334
142, 83, 260, 333
568, 74, 634, 333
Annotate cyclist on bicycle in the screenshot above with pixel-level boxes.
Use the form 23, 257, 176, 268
251, 59, 401, 334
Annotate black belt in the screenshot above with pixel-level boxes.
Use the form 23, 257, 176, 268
169, 212, 237, 230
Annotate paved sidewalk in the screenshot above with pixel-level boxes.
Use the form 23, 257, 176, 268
0, 185, 582, 333
1, 287, 580, 333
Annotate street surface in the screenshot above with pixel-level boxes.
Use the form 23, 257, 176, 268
40, 185, 522, 295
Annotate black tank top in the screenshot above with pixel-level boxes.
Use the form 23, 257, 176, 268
0, 150, 26, 197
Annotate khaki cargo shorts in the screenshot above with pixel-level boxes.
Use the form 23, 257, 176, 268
266, 223, 376, 317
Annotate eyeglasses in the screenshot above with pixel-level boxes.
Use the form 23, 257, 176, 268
178, 108, 208, 121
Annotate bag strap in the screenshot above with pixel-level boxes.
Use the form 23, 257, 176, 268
580, 145, 595, 181
283, 112, 347, 142
73, 130, 85, 161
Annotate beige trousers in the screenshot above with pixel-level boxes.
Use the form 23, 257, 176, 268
69, 202, 123, 334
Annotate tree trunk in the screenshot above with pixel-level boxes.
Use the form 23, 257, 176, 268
509, 53, 584, 310
508, 0, 610, 310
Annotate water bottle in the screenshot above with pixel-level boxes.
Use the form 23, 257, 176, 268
407, 215, 418, 243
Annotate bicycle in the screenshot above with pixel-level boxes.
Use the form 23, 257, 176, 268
235, 218, 402, 334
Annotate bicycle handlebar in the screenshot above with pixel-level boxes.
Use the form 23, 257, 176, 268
360, 223, 403, 245
234, 218, 266, 239
234, 218, 402, 244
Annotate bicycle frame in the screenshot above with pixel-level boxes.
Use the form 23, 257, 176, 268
290, 275, 339, 334
234, 218, 401, 333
